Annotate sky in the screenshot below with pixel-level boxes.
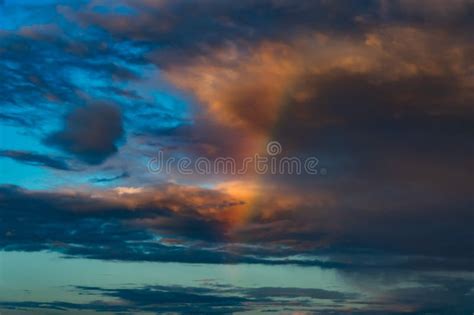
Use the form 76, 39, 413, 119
0, 0, 473, 314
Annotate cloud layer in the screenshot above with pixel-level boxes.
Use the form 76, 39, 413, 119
1, 1, 473, 314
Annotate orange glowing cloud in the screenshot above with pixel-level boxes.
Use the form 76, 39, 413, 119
165, 27, 474, 141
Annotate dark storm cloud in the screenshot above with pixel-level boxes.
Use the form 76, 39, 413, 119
269, 70, 474, 192
231, 179, 474, 271
0, 150, 71, 170
0, 184, 472, 272
44, 102, 124, 165
74, 0, 373, 64
0, 184, 221, 243
146, 15, 474, 271
145, 24, 474, 184
220, 49, 474, 262
0, 185, 345, 267
0, 191, 216, 263
73, 0, 474, 69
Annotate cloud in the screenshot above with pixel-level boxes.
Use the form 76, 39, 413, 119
381, 0, 474, 24
1, 279, 472, 314
0, 113, 32, 127
73, 0, 474, 70
0, 0, 473, 306
0, 17, 148, 137
135, 26, 472, 191
0, 2, 472, 314
0, 150, 71, 170
0, 183, 472, 272
165, 26, 473, 128
73, 0, 372, 63
241, 287, 356, 301
44, 102, 124, 165
153, 25, 473, 272
0, 283, 358, 314
89, 171, 129, 183
381, 275, 474, 314
0, 184, 309, 265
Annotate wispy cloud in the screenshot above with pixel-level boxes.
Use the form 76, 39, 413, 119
0, 150, 71, 170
